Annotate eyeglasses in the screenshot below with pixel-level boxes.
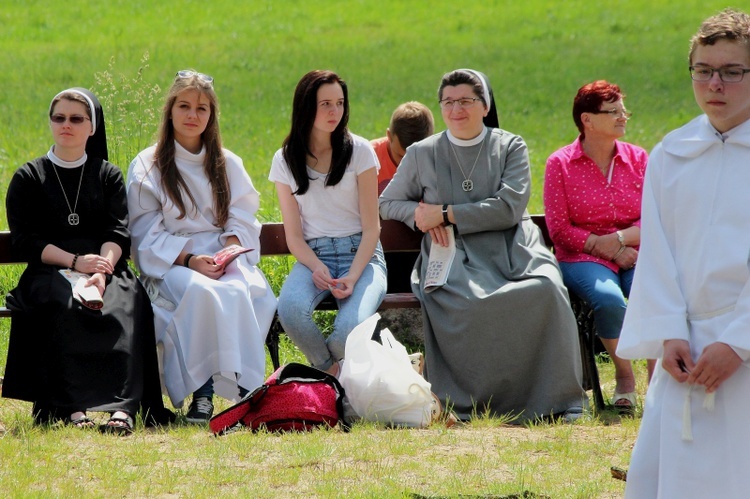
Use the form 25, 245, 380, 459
689, 65, 750, 83
439, 97, 482, 110
591, 109, 633, 119
175, 70, 214, 85
50, 114, 90, 124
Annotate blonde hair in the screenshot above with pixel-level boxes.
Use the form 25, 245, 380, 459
153, 73, 230, 226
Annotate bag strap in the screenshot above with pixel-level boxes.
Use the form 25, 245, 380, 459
209, 384, 268, 436
276, 363, 349, 431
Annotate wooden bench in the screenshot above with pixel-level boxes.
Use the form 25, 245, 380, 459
259, 219, 423, 370
260, 216, 604, 410
0, 216, 605, 410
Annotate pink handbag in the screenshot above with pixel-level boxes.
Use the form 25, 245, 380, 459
209, 363, 346, 435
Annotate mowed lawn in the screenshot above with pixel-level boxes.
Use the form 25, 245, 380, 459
0, 0, 732, 215
0, 1, 736, 497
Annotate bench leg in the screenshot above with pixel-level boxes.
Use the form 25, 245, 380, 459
265, 314, 282, 371
571, 296, 606, 411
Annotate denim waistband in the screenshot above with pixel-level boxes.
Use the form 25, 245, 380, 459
306, 232, 363, 245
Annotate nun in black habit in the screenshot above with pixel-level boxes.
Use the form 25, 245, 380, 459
3, 87, 174, 433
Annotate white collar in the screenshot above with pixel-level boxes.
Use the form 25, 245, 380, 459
47, 146, 86, 168
447, 127, 488, 147
174, 140, 206, 163
663, 115, 750, 157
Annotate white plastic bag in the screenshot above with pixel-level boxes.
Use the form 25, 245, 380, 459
339, 313, 435, 428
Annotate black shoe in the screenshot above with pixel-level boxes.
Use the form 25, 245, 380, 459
185, 396, 214, 424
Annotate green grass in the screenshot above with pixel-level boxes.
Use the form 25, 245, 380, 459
0, 358, 650, 498
0, 0, 736, 496
0, 0, 736, 221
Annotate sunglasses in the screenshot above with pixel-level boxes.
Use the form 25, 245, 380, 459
50, 114, 90, 124
176, 70, 214, 85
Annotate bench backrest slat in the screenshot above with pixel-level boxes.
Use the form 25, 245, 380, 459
0, 216, 552, 265
530, 214, 552, 249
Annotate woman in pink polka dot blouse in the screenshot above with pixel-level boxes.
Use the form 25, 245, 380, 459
543, 80, 655, 412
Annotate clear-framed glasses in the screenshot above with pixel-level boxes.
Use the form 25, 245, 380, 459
50, 114, 90, 124
439, 97, 482, 110
175, 70, 214, 85
689, 65, 750, 83
591, 108, 633, 119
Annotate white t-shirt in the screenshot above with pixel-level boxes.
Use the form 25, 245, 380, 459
269, 133, 378, 240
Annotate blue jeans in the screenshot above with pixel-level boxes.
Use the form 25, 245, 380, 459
277, 233, 387, 371
193, 378, 249, 400
559, 261, 634, 340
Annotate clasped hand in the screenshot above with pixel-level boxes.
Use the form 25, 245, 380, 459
415, 202, 450, 247
613, 247, 638, 269
312, 266, 353, 299
76, 254, 113, 295
76, 254, 114, 275
190, 254, 224, 280
662, 339, 742, 393
591, 233, 637, 269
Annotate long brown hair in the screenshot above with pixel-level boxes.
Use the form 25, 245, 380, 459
153, 72, 230, 226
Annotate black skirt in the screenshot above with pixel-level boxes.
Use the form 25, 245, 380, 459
3, 265, 173, 426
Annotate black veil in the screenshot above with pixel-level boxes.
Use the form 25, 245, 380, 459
463, 69, 499, 128
71, 87, 108, 161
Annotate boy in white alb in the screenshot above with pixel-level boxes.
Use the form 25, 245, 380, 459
617, 9, 750, 498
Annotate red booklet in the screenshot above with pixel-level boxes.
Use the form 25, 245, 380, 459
213, 245, 254, 269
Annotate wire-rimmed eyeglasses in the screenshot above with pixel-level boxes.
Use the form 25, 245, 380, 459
690, 65, 750, 83
591, 108, 633, 119
439, 97, 482, 110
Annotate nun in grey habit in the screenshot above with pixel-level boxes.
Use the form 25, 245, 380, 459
379, 69, 586, 422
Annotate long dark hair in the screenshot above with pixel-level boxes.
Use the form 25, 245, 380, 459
282, 70, 353, 195
152, 73, 230, 227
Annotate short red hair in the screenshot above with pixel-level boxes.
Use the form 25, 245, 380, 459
572, 80, 623, 137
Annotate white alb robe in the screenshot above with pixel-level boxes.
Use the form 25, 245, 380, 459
617, 115, 750, 498
127, 142, 277, 407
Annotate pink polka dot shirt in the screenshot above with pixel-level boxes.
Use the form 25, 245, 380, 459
543, 137, 648, 273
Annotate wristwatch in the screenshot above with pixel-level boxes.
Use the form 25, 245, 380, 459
616, 231, 625, 246
442, 204, 452, 226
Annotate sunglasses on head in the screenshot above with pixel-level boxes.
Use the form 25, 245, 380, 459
176, 70, 214, 85
50, 114, 90, 124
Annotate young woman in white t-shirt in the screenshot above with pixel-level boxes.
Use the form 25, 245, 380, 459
269, 70, 386, 376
